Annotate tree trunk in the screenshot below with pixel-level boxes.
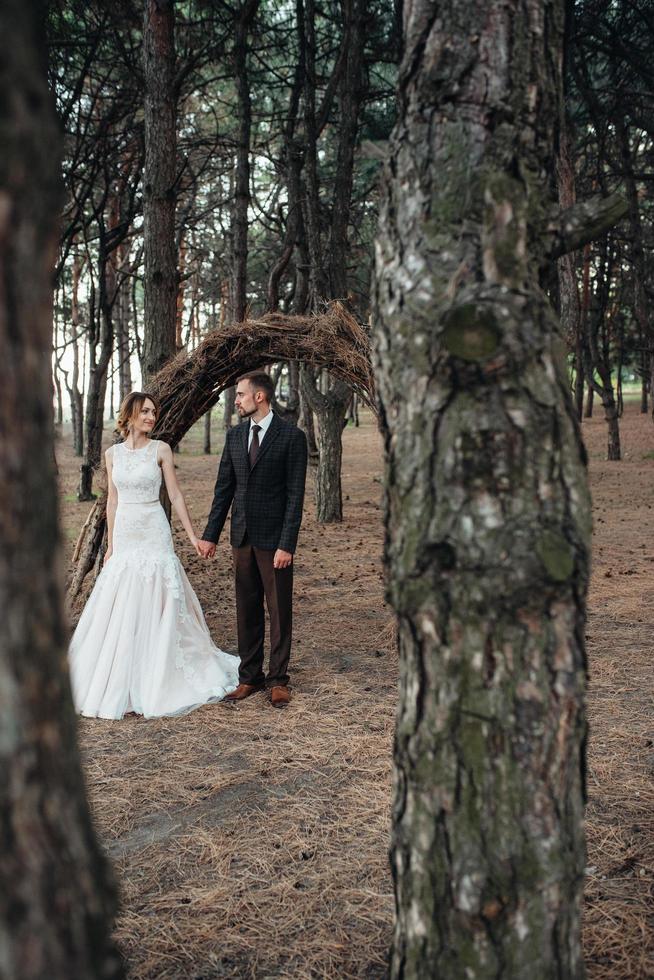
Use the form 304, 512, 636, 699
640, 351, 648, 414
69, 251, 85, 455
53, 309, 63, 425
580, 245, 594, 419
116, 246, 132, 403
222, 385, 236, 430
0, 5, 123, 977
617, 119, 653, 423
373, 1, 591, 975
54, 365, 63, 424
603, 397, 621, 459
296, 0, 363, 518
328, 0, 365, 301
300, 368, 349, 522
176, 235, 186, 350
348, 392, 359, 427
142, 0, 177, 383
203, 407, 212, 454
583, 240, 620, 460
574, 343, 585, 421
299, 389, 317, 458
78, 244, 113, 502
301, 0, 328, 305
557, 118, 583, 422
223, 0, 259, 431
231, 0, 258, 324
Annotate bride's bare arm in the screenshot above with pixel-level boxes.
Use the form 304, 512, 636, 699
105, 447, 118, 563
159, 442, 201, 554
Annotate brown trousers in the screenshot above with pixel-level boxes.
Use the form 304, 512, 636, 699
232, 543, 293, 688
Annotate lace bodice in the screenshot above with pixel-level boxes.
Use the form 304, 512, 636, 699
112, 439, 162, 504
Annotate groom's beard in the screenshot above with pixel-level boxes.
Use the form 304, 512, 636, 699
237, 406, 256, 418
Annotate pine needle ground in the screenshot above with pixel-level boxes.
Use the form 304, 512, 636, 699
57, 405, 654, 979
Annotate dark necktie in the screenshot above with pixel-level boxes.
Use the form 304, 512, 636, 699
249, 424, 261, 468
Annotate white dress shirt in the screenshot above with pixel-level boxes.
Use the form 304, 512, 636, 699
248, 409, 274, 451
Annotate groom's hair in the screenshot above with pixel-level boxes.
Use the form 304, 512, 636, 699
238, 371, 275, 404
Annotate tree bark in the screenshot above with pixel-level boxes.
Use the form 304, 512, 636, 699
78, 231, 115, 501
328, 0, 365, 301
300, 368, 349, 522
544, 192, 628, 261
203, 408, 212, 454
373, 1, 591, 975
142, 0, 177, 383
222, 1, 259, 432
53, 308, 63, 424
301, 0, 328, 305
580, 245, 594, 419
557, 120, 584, 421
582, 240, 621, 460
232, 0, 259, 325
115, 245, 132, 403
0, 4, 123, 977
69, 251, 85, 454
617, 119, 654, 421
297, 0, 365, 521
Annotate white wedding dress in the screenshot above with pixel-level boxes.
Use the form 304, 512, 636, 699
68, 439, 239, 719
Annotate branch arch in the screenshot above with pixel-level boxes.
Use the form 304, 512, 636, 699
69, 304, 375, 599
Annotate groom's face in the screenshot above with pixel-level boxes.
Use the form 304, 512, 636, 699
235, 381, 259, 418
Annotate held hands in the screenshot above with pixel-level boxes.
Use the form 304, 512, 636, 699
196, 539, 216, 559
192, 539, 290, 565
273, 548, 293, 570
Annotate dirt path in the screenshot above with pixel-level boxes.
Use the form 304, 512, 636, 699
57, 404, 653, 978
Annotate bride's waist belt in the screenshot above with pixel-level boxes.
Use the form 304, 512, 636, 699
118, 498, 162, 506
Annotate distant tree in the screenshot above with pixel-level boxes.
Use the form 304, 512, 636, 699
142, 0, 177, 382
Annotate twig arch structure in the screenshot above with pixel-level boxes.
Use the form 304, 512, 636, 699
68, 304, 375, 600
150, 302, 375, 445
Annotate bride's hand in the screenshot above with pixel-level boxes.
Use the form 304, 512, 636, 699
103, 548, 113, 565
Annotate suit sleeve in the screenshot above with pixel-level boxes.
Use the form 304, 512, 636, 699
202, 431, 237, 543
278, 426, 308, 554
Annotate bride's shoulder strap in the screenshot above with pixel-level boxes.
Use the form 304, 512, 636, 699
154, 438, 166, 463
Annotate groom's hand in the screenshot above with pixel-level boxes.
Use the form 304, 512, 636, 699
197, 539, 216, 559
273, 549, 293, 569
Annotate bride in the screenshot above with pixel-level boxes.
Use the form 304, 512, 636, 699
68, 391, 239, 719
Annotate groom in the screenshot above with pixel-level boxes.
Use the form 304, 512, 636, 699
198, 372, 308, 708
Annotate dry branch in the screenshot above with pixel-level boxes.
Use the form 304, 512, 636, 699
545, 191, 628, 260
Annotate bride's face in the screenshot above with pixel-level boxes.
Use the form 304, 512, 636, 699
131, 398, 157, 434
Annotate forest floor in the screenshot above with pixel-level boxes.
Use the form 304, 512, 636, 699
57, 400, 654, 979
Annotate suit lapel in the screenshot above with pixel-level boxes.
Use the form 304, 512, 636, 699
239, 420, 249, 463
250, 413, 281, 471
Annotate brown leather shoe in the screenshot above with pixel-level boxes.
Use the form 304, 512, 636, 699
223, 682, 265, 702
270, 685, 291, 708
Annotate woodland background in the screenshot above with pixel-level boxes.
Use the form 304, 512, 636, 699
2, 0, 654, 978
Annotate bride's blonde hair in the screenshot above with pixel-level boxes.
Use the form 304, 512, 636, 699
116, 392, 160, 439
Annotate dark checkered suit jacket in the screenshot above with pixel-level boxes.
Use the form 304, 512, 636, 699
202, 413, 308, 553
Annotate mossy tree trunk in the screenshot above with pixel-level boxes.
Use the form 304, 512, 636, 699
0, 3, 123, 977
373, 1, 591, 976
